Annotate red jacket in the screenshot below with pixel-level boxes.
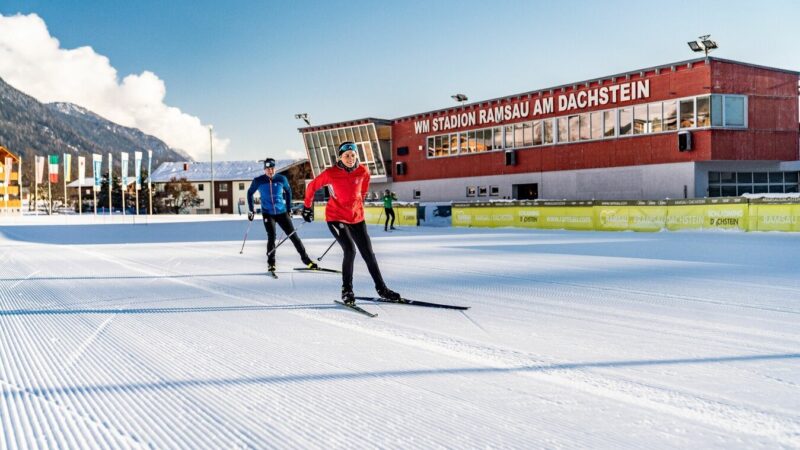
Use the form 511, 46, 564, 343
304, 163, 370, 224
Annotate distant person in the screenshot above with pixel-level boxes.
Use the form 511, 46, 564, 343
382, 189, 396, 231
302, 142, 401, 305
247, 158, 317, 273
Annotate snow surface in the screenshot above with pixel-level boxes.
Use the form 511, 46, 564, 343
1, 216, 799, 449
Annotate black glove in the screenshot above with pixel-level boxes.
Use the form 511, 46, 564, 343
302, 206, 314, 223
247, 211, 254, 221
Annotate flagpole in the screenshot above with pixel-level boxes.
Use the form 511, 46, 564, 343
48, 179, 52, 215
148, 150, 153, 215
78, 182, 82, 215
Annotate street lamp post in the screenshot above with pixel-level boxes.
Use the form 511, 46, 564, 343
209, 125, 215, 214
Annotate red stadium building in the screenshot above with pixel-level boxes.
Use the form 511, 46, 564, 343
299, 57, 799, 202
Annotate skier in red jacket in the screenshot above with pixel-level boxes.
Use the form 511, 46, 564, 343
303, 142, 401, 305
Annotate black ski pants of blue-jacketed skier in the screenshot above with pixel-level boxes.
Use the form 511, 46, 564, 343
262, 212, 311, 267
327, 220, 387, 292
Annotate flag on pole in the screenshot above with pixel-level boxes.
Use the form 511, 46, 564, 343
64, 153, 72, 182
121, 153, 129, 188
92, 154, 103, 192
78, 156, 86, 186
48, 155, 59, 183
35, 156, 45, 185
134, 151, 142, 190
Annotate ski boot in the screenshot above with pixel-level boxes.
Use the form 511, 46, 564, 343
341, 287, 356, 306
377, 285, 401, 302
268, 264, 276, 273
302, 256, 319, 270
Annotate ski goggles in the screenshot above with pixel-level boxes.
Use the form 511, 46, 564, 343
338, 142, 357, 155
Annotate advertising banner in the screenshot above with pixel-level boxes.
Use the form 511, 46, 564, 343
748, 198, 800, 232
134, 151, 142, 190
92, 154, 103, 192
593, 201, 633, 232
121, 153, 129, 188
78, 156, 86, 185
63, 153, 72, 182
35, 156, 45, 184
537, 201, 595, 231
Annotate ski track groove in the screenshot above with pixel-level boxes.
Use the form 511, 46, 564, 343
2, 232, 799, 447
37, 244, 572, 445
99, 243, 800, 447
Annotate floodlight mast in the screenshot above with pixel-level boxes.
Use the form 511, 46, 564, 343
294, 113, 310, 126
687, 35, 718, 59
451, 94, 468, 104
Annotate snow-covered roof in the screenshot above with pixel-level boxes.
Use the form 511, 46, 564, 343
67, 177, 135, 188
149, 159, 307, 183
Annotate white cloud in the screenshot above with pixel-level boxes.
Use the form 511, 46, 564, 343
0, 13, 228, 160
285, 149, 307, 159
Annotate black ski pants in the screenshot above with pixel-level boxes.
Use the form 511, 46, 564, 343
384, 207, 395, 230
327, 220, 386, 291
263, 212, 309, 266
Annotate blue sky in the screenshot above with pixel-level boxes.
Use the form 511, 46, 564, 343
1, 0, 799, 161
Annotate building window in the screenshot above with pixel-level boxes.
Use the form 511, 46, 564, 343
543, 119, 554, 144
239, 182, 245, 190
679, 99, 695, 128
489, 186, 500, 196
413, 189, 421, 200
724, 96, 746, 127
708, 171, 799, 197
219, 198, 229, 206
422, 93, 748, 159
696, 96, 710, 127
633, 104, 648, 135
219, 184, 228, 192
557, 117, 568, 143
478, 186, 488, 197
466, 186, 476, 197
618, 107, 632, 136
603, 111, 615, 137
711, 95, 723, 126
198, 184, 204, 191
663, 100, 678, 131
568, 115, 580, 142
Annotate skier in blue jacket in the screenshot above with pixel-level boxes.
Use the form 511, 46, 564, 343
247, 158, 317, 272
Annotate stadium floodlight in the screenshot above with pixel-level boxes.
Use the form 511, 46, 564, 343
701, 39, 718, 50
687, 41, 703, 52
451, 94, 468, 104
687, 35, 718, 58
294, 113, 310, 126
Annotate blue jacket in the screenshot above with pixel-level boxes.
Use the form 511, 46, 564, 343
247, 174, 292, 215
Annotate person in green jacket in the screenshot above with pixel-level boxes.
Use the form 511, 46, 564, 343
382, 189, 396, 231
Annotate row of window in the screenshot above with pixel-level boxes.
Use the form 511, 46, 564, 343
466, 186, 501, 197
426, 94, 747, 158
707, 171, 800, 197
303, 125, 386, 176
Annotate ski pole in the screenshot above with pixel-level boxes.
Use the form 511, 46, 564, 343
376, 209, 383, 226
317, 239, 337, 262
267, 220, 306, 257
239, 220, 253, 254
